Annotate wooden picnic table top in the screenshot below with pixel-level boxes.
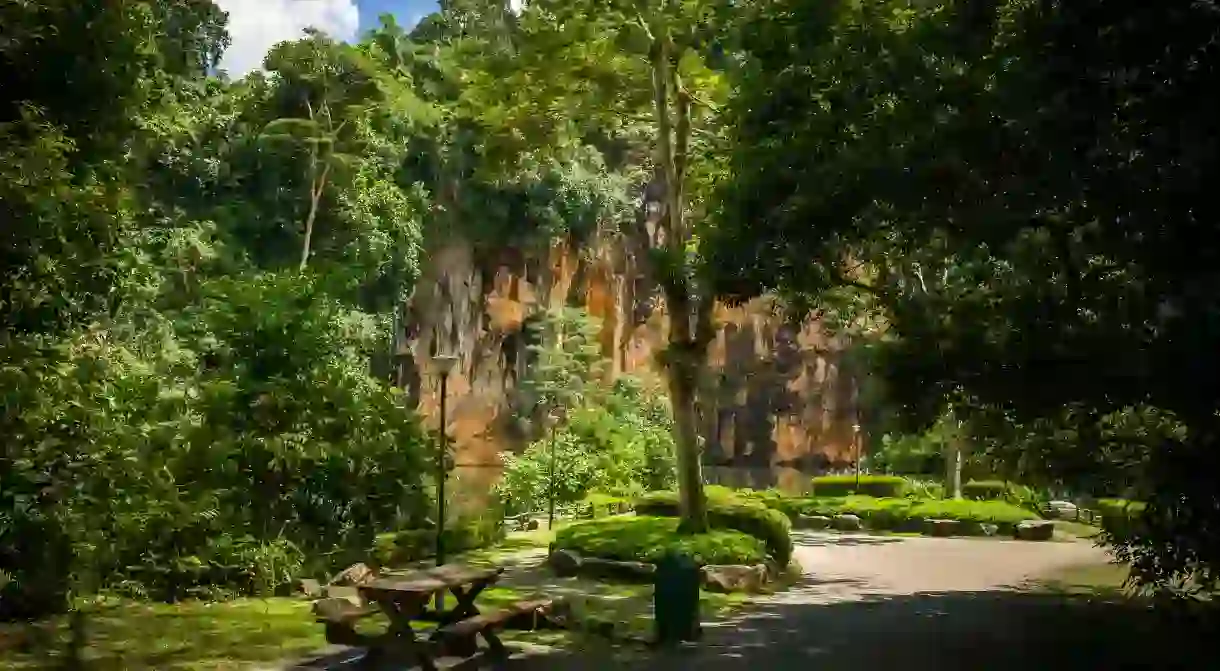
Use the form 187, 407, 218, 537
359, 564, 503, 597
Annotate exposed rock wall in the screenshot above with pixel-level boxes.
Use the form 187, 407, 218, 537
401, 234, 861, 470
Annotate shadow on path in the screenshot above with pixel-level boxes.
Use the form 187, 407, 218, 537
502, 587, 1216, 671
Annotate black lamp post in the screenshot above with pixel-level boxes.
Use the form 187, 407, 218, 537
852, 423, 862, 492
546, 410, 559, 530
432, 353, 458, 610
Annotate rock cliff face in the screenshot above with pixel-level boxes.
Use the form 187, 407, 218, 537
399, 234, 861, 470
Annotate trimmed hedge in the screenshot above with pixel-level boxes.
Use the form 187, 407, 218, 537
1097, 498, 1147, 542
634, 490, 793, 565
554, 516, 767, 566
811, 475, 908, 498
790, 495, 1038, 535
962, 480, 1009, 500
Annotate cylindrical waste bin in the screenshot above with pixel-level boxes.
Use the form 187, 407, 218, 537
654, 552, 701, 644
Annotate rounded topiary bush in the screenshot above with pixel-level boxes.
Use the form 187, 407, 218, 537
553, 516, 767, 566
635, 490, 793, 565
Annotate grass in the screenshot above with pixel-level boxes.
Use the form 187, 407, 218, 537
554, 516, 768, 566
1034, 562, 1132, 599
0, 523, 778, 669
0, 598, 326, 670
1052, 519, 1103, 541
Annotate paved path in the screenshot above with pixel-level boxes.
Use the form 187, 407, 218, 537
506, 532, 1207, 671
296, 532, 1207, 670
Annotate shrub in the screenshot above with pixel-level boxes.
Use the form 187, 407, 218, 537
634, 490, 793, 565
904, 479, 946, 500
908, 499, 1038, 531
811, 474, 908, 498
791, 495, 1038, 534
497, 376, 676, 517
1097, 498, 1147, 543
554, 517, 767, 566
372, 516, 506, 567
962, 480, 1009, 500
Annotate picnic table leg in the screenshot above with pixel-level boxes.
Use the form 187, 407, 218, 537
363, 594, 440, 671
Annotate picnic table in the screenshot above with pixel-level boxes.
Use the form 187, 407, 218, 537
314, 563, 565, 670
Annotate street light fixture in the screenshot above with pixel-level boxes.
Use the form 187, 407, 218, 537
432, 353, 458, 611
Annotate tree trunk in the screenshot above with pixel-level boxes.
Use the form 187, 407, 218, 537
647, 31, 709, 532
945, 441, 963, 499
299, 161, 330, 271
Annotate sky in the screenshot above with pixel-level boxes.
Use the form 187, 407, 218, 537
214, 0, 441, 76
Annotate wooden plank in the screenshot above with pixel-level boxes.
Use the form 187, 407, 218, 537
436, 599, 557, 641
361, 565, 503, 597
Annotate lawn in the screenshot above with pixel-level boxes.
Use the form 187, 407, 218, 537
0, 598, 326, 670
1, 524, 772, 669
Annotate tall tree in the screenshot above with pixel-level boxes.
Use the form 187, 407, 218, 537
462, 0, 736, 530
710, 0, 1220, 588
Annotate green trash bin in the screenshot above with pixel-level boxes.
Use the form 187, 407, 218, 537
654, 552, 701, 644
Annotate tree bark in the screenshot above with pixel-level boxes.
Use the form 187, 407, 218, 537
649, 32, 709, 532
299, 161, 329, 271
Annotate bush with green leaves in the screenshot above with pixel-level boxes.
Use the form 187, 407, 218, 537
372, 515, 506, 567
554, 517, 767, 566
811, 474, 909, 498
497, 376, 676, 516
0, 274, 433, 615
962, 480, 1009, 500
634, 490, 793, 565
1097, 498, 1148, 545
790, 495, 1038, 534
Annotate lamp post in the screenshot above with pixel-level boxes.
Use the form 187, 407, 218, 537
432, 353, 458, 611
546, 410, 559, 530
852, 423, 862, 492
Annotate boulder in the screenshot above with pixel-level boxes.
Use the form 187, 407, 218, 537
832, 514, 863, 531
923, 519, 959, 537
328, 562, 377, 587
796, 515, 831, 530
323, 585, 361, 600
1015, 520, 1055, 541
1046, 501, 1078, 520
581, 557, 656, 581
548, 548, 583, 577
701, 564, 769, 593
297, 578, 324, 598
959, 522, 999, 537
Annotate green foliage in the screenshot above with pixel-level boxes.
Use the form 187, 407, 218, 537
961, 480, 1010, 501
903, 479, 946, 500
372, 516, 506, 567
1097, 499, 1148, 546
792, 496, 1038, 534
710, 0, 1220, 589
554, 517, 767, 567
811, 475, 908, 498
497, 375, 676, 516
634, 491, 793, 565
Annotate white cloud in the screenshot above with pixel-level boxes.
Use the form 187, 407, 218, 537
215, 0, 361, 76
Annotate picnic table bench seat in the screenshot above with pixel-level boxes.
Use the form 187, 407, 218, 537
312, 597, 381, 646
436, 597, 567, 642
